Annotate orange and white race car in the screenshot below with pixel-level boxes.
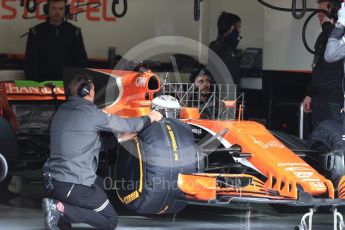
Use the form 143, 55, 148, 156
1, 67, 345, 230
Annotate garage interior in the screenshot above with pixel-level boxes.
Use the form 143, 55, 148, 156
1, 0, 345, 229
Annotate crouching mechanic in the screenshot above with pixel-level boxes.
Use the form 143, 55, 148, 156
42, 74, 163, 230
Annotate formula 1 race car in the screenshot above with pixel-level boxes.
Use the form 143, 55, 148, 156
1, 68, 345, 230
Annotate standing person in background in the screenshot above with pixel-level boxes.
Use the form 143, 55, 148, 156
302, 0, 344, 130
209, 12, 242, 87
25, 0, 88, 82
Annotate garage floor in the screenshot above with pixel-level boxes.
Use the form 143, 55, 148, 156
0, 181, 341, 230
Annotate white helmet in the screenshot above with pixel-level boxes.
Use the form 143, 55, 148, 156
151, 95, 181, 119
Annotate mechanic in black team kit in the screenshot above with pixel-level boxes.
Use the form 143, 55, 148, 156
302, 0, 344, 130
25, 0, 88, 82
42, 74, 162, 230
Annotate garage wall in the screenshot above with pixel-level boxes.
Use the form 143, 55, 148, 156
0, 0, 204, 60
0, 0, 322, 71
262, 0, 319, 71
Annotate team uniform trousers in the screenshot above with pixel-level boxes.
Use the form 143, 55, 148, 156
45, 177, 117, 230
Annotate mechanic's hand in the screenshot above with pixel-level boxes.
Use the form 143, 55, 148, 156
117, 132, 137, 143
148, 110, 163, 123
302, 96, 312, 113
338, 3, 345, 26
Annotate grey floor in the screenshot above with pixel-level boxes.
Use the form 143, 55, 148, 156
0, 182, 340, 230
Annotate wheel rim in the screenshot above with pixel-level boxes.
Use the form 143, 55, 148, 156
0, 153, 8, 182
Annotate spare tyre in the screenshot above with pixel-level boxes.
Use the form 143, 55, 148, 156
115, 118, 199, 214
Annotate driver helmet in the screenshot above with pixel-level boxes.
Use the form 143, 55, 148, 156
151, 95, 181, 119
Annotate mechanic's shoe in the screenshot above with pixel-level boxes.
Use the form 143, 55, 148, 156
42, 198, 64, 230
57, 220, 72, 230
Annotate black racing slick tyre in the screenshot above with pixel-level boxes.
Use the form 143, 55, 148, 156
115, 118, 199, 214
0, 153, 8, 183
0, 117, 18, 184
308, 120, 345, 184
0, 117, 19, 162
308, 120, 343, 153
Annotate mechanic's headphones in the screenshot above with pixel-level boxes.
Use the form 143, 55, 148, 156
77, 81, 91, 98
43, 0, 70, 17
330, 0, 342, 20
319, 0, 342, 20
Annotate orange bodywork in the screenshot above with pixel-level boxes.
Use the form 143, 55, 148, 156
0, 68, 337, 203
182, 119, 334, 199
94, 69, 160, 117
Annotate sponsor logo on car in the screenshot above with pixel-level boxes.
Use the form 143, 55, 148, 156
135, 77, 147, 87
309, 182, 325, 188
293, 171, 314, 178
278, 162, 309, 167
285, 167, 313, 171
5, 83, 64, 95
191, 128, 202, 134
250, 136, 285, 149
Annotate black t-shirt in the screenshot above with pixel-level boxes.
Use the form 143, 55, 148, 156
307, 21, 343, 102
209, 35, 241, 86
25, 21, 88, 82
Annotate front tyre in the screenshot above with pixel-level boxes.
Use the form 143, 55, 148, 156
115, 118, 199, 214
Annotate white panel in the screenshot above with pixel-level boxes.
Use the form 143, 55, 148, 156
262, 0, 319, 71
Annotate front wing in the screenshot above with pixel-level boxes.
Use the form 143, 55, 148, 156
178, 173, 345, 208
